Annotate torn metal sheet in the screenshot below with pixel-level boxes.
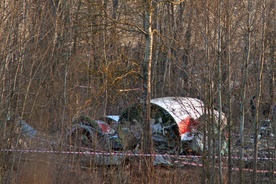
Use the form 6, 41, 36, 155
80, 154, 126, 166
67, 115, 123, 151
95, 120, 115, 135
150, 97, 205, 123
118, 96, 228, 155
153, 155, 173, 166
103, 115, 120, 122
17, 120, 37, 138
150, 97, 227, 140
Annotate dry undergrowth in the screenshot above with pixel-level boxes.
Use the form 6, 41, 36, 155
1, 131, 275, 184
8, 152, 201, 184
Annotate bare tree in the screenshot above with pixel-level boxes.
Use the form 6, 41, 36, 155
239, 0, 253, 182
252, 0, 267, 182
142, 0, 153, 182
217, 0, 223, 183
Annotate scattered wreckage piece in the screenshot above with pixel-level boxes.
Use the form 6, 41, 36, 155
116, 119, 143, 151
258, 119, 274, 138
80, 153, 127, 167
95, 119, 115, 135
16, 119, 37, 138
95, 115, 119, 135
0, 113, 37, 138
0, 115, 41, 149
233, 136, 276, 170
66, 97, 247, 167
99, 115, 120, 125
153, 155, 174, 167
118, 99, 180, 154
67, 114, 176, 166
117, 97, 228, 155
66, 115, 123, 151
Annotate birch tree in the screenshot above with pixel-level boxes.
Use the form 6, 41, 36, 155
239, 0, 253, 182
217, 0, 223, 183
142, 0, 153, 182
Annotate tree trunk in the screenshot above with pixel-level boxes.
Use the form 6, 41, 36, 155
217, 0, 223, 183
142, 0, 153, 182
253, 1, 266, 182
239, 0, 251, 182
226, 0, 233, 183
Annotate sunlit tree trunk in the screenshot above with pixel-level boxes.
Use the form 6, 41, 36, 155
182, 0, 193, 95
270, 1, 276, 179
161, 4, 172, 96
102, 0, 108, 117
217, 0, 223, 183
201, 0, 212, 181
253, 0, 266, 182
226, 0, 233, 183
142, 0, 153, 182
239, 0, 252, 182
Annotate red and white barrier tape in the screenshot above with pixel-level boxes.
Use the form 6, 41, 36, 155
20, 137, 276, 161
2, 148, 276, 161
1, 148, 182, 158
2, 148, 276, 174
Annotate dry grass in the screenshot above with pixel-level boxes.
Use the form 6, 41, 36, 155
1, 131, 275, 184
15, 155, 200, 184
2, 150, 275, 184
2, 150, 202, 184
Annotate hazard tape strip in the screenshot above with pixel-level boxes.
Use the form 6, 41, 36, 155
2, 148, 276, 174
13, 135, 276, 161
19, 135, 275, 164
29, 135, 276, 161
1, 148, 180, 158
2, 148, 276, 161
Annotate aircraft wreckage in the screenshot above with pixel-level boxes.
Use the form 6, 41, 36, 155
67, 97, 229, 156
5, 97, 274, 167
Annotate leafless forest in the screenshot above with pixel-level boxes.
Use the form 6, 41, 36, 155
0, 0, 275, 183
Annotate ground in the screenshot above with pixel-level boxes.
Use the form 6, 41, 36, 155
1, 127, 276, 184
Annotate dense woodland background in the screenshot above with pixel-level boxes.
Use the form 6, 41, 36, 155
0, 0, 275, 183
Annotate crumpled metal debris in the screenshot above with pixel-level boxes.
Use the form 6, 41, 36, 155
95, 120, 116, 135
116, 119, 143, 150
118, 97, 228, 156
17, 120, 37, 138
80, 153, 126, 167
153, 155, 173, 166
69, 97, 230, 166
258, 119, 274, 138
0, 113, 37, 138
67, 115, 123, 151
